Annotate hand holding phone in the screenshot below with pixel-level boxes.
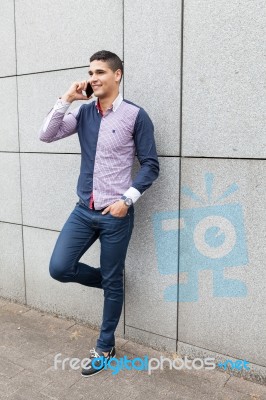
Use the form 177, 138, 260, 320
61, 80, 93, 103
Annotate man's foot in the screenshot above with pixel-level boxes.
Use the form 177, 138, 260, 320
81, 346, 116, 377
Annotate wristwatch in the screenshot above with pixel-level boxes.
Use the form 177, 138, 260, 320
121, 195, 133, 207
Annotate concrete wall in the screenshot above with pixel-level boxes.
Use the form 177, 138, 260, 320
0, 0, 265, 379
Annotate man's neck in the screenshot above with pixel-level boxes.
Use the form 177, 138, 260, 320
98, 92, 119, 113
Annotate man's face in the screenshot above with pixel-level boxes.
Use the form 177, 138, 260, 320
88, 60, 121, 98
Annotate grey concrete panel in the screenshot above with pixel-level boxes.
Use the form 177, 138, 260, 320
125, 157, 179, 339
124, 0, 181, 156
0, 153, 22, 224
0, 223, 25, 302
0, 77, 19, 151
178, 158, 266, 366
0, 0, 16, 77
15, 0, 123, 74
20, 153, 80, 230
125, 325, 176, 353
23, 226, 124, 337
182, 0, 266, 158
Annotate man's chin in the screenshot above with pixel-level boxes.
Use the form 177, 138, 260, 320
95, 93, 106, 99
93, 90, 101, 95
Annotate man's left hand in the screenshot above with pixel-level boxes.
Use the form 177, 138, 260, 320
101, 200, 129, 217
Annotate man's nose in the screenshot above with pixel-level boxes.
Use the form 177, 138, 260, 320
90, 75, 98, 83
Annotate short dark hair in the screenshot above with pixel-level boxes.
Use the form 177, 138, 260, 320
90, 50, 123, 81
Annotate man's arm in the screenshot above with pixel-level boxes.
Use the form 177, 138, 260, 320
38, 98, 80, 143
38, 80, 91, 143
122, 107, 160, 203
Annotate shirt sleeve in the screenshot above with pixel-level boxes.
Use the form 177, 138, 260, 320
122, 186, 142, 204
130, 107, 160, 196
38, 98, 82, 143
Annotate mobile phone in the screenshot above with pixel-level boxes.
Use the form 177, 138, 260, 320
85, 82, 93, 98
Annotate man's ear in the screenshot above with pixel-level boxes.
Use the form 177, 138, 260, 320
115, 69, 122, 83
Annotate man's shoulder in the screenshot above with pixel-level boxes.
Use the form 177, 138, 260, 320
79, 99, 97, 111
123, 99, 141, 108
75, 100, 97, 119
122, 99, 149, 119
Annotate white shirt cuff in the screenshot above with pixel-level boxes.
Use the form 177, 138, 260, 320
42, 98, 71, 132
122, 187, 142, 204
54, 97, 72, 113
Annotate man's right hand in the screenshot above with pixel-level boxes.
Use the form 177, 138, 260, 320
61, 80, 92, 103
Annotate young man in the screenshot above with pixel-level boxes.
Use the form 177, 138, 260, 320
39, 50, 159, 377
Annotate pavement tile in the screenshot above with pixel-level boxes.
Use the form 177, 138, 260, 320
101, 352, 221, 400
110, 369, 217, 400
44, 370, 118, 400
125, 368, 218, 397
0, 300, 30, 314
40, 330, 99, 363
215, 386, 261, 400
38, 370, 82, 399
0, 310, 31, 335
108, 351, 228, 395
11, 309, 76, 335
225, 376, 266, 399
0, 297, 265, 400
4, 387, 55, 400
0, 379, 20, 398
0, 326, 59, 359
0, 345, 51, 373
60, 375, 118, 400
7, 369, 52, 393
0, 357, 24, 378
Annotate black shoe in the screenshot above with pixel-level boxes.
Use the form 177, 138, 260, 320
81, 346, 116, 377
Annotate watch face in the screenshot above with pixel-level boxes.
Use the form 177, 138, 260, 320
125, 198, 132, 206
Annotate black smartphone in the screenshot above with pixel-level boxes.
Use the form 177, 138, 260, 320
85, 82, 93, 98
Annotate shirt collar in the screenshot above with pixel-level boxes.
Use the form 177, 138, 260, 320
95, 93, 123, 113
112, 93, 123, 112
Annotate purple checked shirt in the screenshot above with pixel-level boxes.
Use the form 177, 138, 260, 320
38, 93, 159, 210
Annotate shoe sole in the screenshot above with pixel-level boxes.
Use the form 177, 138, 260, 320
81, 352, 116, 377
81, 367, 105, 377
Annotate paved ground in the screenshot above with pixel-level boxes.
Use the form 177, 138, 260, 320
0, 297, 265, 400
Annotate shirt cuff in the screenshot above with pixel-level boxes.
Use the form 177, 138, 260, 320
54, 97, 72, 113
122, 187, 142, 204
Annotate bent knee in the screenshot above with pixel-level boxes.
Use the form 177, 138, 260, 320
49, 260, 66, 281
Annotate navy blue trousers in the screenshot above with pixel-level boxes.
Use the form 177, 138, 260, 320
49, 199, 134, 351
